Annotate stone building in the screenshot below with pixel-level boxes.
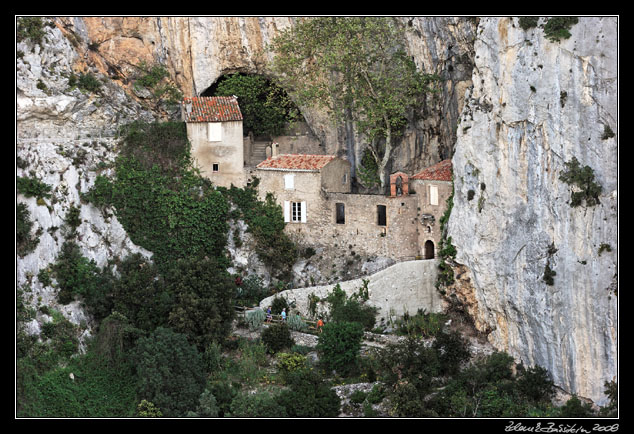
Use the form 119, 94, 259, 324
180, 96, 453, 263
410, 159, 453, 259
181, 96, 245, 188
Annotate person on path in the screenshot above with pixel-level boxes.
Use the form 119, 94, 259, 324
266, 306, 272, 323
281, 308, 287, 322
316, 318, 324, 333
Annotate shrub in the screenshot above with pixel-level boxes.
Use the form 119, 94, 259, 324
165, 257, 235, 351
246, 308, 266, 331
51, 241, 100, 305
17, 175, 52, 199
287, 313, 308, 332
515, 365, 555, 404
559, 157, 602, 207
229, 390, 287, 417
432, 330, 471, 376
518, 16, 539, 30
316, 321, 364, 376
270, 296, 289, 316
17, 203, 40, 257
543, 17, 578, 41
276, 352, 307, 379
132, 327, 205, 417
276, 369, 341, 417
261, 323, 294, 354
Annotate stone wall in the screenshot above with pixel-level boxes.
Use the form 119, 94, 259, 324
411, 179, 453, 258
259, 259, 445, 322
187, 120, 245, 188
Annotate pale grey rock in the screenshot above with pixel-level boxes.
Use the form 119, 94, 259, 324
448, 17, 617, 404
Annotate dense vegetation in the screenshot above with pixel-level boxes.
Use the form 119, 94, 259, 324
210, 72, 300, 138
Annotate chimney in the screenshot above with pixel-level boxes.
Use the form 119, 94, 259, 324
271, 142, 279, 158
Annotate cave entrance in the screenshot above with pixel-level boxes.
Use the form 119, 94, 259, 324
201, 72, 301, 140
424, 240, 435, 259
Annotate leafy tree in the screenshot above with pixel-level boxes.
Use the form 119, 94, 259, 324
132, 327, 206, 417
316, 321, 364, 376
213, 72, 300, 137
270, 17, 439, 189
261, 322, 294, 354
276, 369, 341, 417
229, 390, 288, 417
165, 257, 235, 351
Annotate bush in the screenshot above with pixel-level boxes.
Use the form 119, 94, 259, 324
276, 352, 307, 380
261, 323, 294, 354
17, 175, 52, 199
132, 327, 206, 417
559, 157, 602, 207
229, 390, 288, 417
276, 369, 340, 417
245, 308, 266, 331
51, 241, 100, 305
316, 321, 364, 376
432, 330, 471, 376
17, 203, 40, 257
165, 257, 235, 350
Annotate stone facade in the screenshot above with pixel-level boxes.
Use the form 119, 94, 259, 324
182, 96, 245, 188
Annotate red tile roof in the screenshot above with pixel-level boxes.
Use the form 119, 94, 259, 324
182, 96, 243, 122
256, 154, 337, 171
411, 159, 453, 181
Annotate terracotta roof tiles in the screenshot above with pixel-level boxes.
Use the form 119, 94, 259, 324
411, 159, 453, 181
256, 154, 337, 171
182, 96, 243, 122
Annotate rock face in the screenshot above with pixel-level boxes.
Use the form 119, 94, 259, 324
447, 17, 617, 404
16, 16, 618, 406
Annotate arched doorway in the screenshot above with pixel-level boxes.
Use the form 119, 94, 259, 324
424, 240, 435, 259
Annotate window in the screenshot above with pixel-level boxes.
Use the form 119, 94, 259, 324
284, 201, 306, 223
212, 163, 219, 172
292, 202, 302, 222
208, 122, 222, 142
284, 174, 295, 190
336, 203, 345, 224
377, 205, 387, 226
342, 174, 347, 185
429, 185, 438, 206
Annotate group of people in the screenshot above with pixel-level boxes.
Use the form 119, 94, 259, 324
264, 306, 324, 333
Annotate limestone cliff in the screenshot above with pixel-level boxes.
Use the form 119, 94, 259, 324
16, 16, 617, 405
447, 17, 617, 404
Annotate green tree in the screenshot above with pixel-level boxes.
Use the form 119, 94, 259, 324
165, 257, 235, 351
213, 73, 299, 137
316, 321, 364, 376
270, 17, 439, 189
276, 369, 341, 417
132, 327, 206, 417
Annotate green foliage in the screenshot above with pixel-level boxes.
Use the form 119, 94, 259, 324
543, 17, 578, 41
270, 17, 439, 188
436, 185, 456, 290
17, 16, 50, 45
112, 121, 229, 270
287, 312, 308, 332
221, 182, 298, 277
186, 389, 220, 417
246, 308, 266, 331
235, 274, 269, 306
229, 390, 288, 417
515, 364, 556, 404
270, 295, 289, 316
518, 16, 540, 30
17, 350, 137, 417
599, 380, 618, 417
276, 369, 341, 417
51, 241, 100, 304
559, 157, 602, 207
276, 352, 308, 379
68, 72, 102, 94
325, 283, 377, 330
317, 321, 364, 376
133, 61, 182, 106
137, 400, 163, 417
17, 202, 41, 257
357, 148, 381, 188
213, 72, 300, 137
132, 327, 206, 417
432, 330, 471, 376
559, 395, 594, 417
396, 309, 448, 338
165, 256, 235, 350
261, 323, 295, 354
543, 261, 556, 286
83, 174, 114, 210
17, 175, 53, 199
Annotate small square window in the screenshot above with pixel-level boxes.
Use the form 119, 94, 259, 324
212, 163, 219, 172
